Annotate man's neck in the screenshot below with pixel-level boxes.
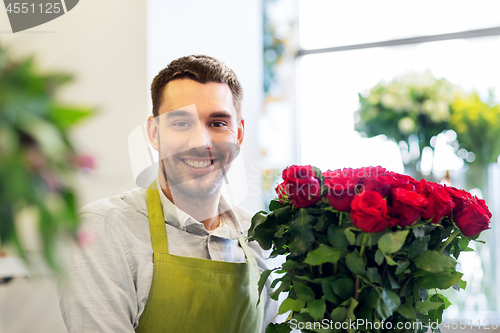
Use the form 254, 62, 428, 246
158, 175, 221, 231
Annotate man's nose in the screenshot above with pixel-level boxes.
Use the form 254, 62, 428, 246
187, 121, 211, 149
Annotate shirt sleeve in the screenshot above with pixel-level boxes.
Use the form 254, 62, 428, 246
247, 240, 282, 333
57, 212, 139, 333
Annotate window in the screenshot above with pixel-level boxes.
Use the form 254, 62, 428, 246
297, 0, 500, 322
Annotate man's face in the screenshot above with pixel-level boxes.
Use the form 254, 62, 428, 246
148, 78, 244, 198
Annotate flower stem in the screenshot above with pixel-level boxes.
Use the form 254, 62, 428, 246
354, 276, 360, 300
438, 229, 461, 253
339, 212, 343, 226
359, 234, 369, 257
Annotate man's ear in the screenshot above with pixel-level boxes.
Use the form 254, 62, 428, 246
146, 115, 159, 151
237, 118, 245, 148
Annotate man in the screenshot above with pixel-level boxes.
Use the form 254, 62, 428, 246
58, 55, 276, 332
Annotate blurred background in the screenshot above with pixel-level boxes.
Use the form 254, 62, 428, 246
1, 0, 499, 332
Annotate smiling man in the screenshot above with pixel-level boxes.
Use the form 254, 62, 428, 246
58, 55, 276, 333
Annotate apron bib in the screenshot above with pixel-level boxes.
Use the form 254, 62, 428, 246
135, 184, 264, 333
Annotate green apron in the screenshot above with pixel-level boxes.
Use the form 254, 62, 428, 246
135, 184, 264, 333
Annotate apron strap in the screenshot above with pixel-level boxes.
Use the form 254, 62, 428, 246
148, 179, 257, 265
147, 181, 169, 254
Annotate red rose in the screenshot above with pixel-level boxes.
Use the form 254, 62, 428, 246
445, 185, 472, 213
351, 190, 393, 233
275, 182, 290, 204
388, 172, 418, 191
322, 169, 342, 178
417, 180, 455, 224
352, 166, 393, 197
361, 173, 393, 197
353, 166, 388, 180
454, 196, 491, 237
281, 165, 321, 208
389, 187, 429, 227
324, 175, 357, 212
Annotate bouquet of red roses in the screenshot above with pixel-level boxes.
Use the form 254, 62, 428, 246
249, 165, 491, 333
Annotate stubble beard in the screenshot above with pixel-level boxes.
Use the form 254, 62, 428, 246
158, 144, 225, 201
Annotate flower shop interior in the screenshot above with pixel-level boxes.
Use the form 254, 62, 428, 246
1, 1, 499, 332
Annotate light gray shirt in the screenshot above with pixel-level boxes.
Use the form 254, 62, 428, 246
57, 185, 277, 332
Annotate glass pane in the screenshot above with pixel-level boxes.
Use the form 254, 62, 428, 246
299, 0, 500, 50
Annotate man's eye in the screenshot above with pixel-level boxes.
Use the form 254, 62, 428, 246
173, 122, 190, 127
211, 121, 227, 128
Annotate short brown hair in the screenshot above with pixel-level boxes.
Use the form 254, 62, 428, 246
151, 55, 243, 119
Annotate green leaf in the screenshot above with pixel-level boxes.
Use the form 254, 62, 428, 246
288, 209, 316, 256
367, 267, 382, 284
307, 299, 326, 321
386, 270, 400, 289
269, 273, 291, 301
320, 278, 341, 305
49, 106, 93, 130
303, 244, 342, 266
274, 225, 288, 238
428, 294, 449, 324
346, 297, 359, 322
415, 300, 444, 313
328, 224, 349, 251
265, 323, 291, 333
257, 269, 276, 304
269, 199, 286, 211
345, 250, 366, 275
295, 275, 323, 284
249, 211, 269, 235
407, 235, 430, 259
458, 279, 467, 290
375, 289, 401, 320
274, 205, 292, 219
397, 300, 416, 319
252, 226, 274, 250
293, 281, 315, 301
330, 307, 347, 322
417, 271, 463, 289
378, 230, 409, 255
358, 287, 379, 309
395, 260, 410, 276
414, 251, 456, 273
344, 228, 356, 245
278, 297, 306, 314
331, 278, 355, 301
384, 254, 399, 266
282, 260, 305, 271
412, 227, 425, 238
375, 249, 384, 265
367, 231, 385, 246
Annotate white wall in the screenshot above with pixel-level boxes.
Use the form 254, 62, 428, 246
147, 0, 264, 212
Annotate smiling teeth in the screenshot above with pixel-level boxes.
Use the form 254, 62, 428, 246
184, 160, 211, 168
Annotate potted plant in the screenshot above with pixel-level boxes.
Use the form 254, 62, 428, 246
0, 44, 93, 270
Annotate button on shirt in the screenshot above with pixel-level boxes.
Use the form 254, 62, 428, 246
57, 185, 277, 333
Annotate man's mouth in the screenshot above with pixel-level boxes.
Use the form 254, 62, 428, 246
182, 158, 215, 169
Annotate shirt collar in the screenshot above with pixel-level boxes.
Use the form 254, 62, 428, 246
156, 178, 243, 239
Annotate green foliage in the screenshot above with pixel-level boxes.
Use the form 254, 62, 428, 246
0, 44, 93, 268
450, 92, 500, 164
355, 70, 460, 148
249, 197, 474, 332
